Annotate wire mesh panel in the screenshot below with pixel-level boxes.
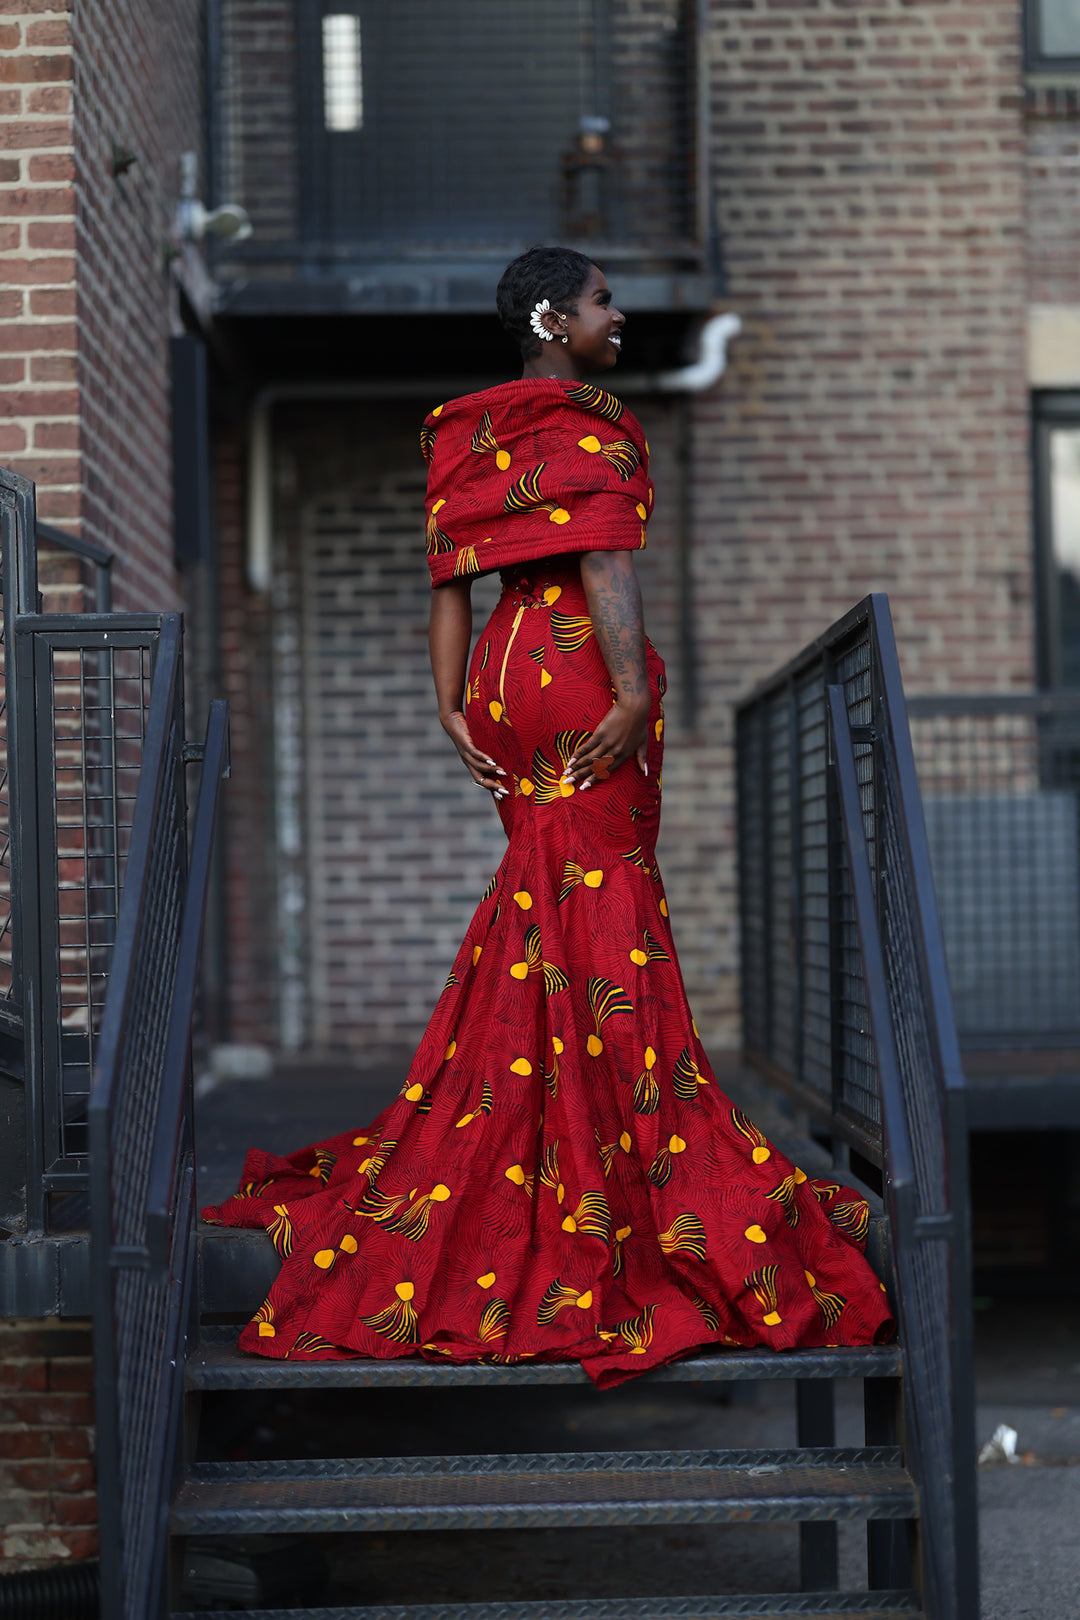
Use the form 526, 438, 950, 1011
735, 705, 767, 1059
764, 687, 795, 1076
832, 626, 882, 1143
795, 664, 832, 1106
15, 620, 165, 1201
909, 695, 1080, 1048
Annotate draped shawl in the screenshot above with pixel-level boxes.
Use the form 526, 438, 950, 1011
421, 378, 654, 587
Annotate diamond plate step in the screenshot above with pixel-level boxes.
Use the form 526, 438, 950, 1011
171, 1446, 916, 1535
188, 1330, 902, 1390
169, 1594, 923, 1620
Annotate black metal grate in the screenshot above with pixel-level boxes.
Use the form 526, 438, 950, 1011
50, 642, 153, 1159
210, 0, 705, 308
14, 624, 165, 1190
796, 665, 831, 1105
908, 694, 1080, 1049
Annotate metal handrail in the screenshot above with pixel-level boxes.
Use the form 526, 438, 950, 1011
146, 699, 229, 1271
736, 594, 976, 1620
90, 618, 229, 1619
828, 673, 977, 1620
36, 520, 113, 613
90, 616, 183, 1127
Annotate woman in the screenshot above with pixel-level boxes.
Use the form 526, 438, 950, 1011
203, 246, 892, 1387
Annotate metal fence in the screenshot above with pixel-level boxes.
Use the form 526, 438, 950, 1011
907, 692, 1080, 1050
89, 618, 229, 1620
0, 466, 165, 1246
737, 594, 976, 1620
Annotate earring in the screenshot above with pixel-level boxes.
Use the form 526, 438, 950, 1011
530, 299, 555, 342
561, 333, 569, 344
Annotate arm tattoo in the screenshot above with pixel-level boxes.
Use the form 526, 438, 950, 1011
581, 553, 648, 704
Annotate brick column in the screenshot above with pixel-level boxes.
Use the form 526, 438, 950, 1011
0, 5, 79, 526
0, 1319, 96, 1570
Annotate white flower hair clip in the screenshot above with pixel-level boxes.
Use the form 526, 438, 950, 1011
530, 299, 554, 341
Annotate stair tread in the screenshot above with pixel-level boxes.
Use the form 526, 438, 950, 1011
172, 1447, 916, 1533
189, 1445, 902, 1480
169, 1594, 922, 1620
187, 1335, 902, 1389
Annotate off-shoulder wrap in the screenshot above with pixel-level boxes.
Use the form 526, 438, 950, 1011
421, 377, 654, 587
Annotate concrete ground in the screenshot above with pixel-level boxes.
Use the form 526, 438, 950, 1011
192, 1063, 1080, 1616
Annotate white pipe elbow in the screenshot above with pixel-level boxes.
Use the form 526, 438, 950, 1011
656, 311, 742, 393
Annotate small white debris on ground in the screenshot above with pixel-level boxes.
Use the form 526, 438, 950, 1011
979, 1423, 1020, 1466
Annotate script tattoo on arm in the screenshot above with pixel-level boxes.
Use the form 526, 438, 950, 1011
579, 550, 648, 707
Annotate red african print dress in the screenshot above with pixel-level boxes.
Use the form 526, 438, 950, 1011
202, 380, 893, 1388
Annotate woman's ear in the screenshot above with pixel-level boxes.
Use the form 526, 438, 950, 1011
542, 308, 570, 342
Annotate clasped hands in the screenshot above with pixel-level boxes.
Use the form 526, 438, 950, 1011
442, 698, 649, 801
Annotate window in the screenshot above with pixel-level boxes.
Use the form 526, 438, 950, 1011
1026, 0, 1080, 71
293, 0, 694, 253
322, 13, 363, 132
1036, 397, 1080, 687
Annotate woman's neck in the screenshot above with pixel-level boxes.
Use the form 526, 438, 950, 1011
520, 355, 580, 382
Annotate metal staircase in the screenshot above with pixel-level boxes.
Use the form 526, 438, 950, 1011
171, 1191, 917, 1617
146, 598, 977, 1616
0, 455, 973, 1620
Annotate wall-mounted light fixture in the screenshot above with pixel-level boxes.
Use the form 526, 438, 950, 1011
175, 150, 253, 244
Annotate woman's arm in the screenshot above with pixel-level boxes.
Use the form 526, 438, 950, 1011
564, 550, 650, 788
429, 579, 506, 798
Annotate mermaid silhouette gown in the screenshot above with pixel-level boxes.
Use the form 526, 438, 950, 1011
202, 382, 893, 1389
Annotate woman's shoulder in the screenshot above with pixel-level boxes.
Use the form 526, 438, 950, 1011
422, 378, 644, 448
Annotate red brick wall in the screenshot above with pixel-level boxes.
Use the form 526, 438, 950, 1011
216, 429, 277, 1047
0, 0, 203, 603
71, 0, 201, 606
0, 1319, 96, 1570
0, 5, 79, 522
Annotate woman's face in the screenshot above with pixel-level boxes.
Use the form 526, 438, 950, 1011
560, 265, 626, 371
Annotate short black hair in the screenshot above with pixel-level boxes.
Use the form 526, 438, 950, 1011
496, 245, 599, 359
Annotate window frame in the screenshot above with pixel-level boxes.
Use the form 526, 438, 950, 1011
1025, 0, 1080, 75
1034, 391, 1080, 689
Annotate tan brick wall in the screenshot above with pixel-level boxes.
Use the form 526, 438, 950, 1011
0, 1319, 96, 1570
658, 0, 1034, 1046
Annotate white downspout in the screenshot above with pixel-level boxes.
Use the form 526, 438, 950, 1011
246, 390, 274, 593
654, 311, 742, 393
